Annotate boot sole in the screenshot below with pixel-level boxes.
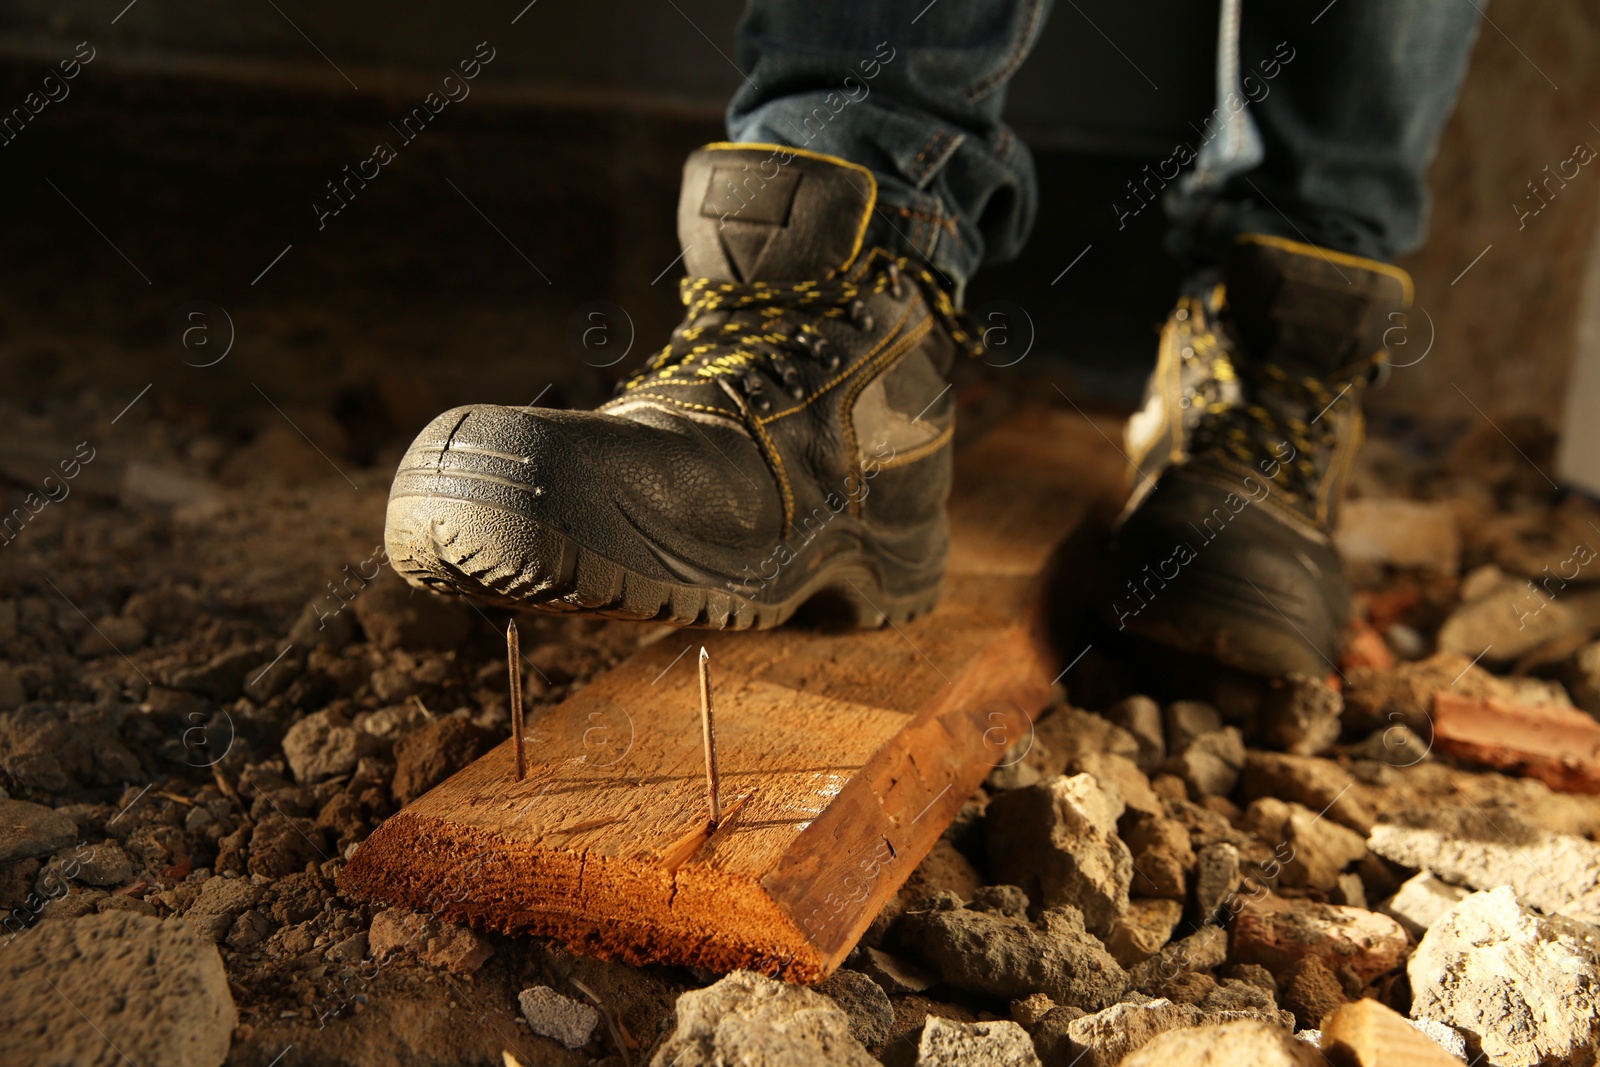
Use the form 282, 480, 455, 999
385, 491, 943, 631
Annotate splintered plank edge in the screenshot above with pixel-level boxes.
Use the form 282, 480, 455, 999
339, 406, 1125, 981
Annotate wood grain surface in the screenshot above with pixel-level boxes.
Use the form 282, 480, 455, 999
340, 405, 1126, 981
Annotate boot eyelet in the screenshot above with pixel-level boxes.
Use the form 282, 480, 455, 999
887, 263, 907, 300
850, 300, 875, 332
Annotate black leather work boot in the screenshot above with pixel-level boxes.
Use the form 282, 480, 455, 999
384, 144, 975, 629
1104, 234, 1412, 677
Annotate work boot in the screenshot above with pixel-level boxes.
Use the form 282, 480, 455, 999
1104, 234, 1412, 676
384, 144, 975, 628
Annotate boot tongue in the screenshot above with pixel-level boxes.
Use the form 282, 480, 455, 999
1225, 234, 1413, 380
677, 144, 877, 283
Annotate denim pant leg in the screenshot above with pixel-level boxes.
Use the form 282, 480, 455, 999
727, 0, 1054, 297
1172, 0, 1483, 265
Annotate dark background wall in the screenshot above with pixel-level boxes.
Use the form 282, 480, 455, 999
0, 1, 1595, 442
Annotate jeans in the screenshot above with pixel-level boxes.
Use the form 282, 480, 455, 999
727, 0, 1482, 292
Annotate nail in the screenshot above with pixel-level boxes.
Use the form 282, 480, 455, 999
699, 646, 721, 829
509, 621, 526, 783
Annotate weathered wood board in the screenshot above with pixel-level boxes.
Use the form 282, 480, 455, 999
340, 405, 1126, 981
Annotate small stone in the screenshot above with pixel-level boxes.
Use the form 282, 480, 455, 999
184, 806, 215, 834
61, 840, 134, 885
391, 717, 493, 806
1240, 752, 1373, 834
167, 644, 275, 702
1168, 727, 1246, 798
0, 911, 235, 1067
246, 813, 327, 879
361, 702, 433, 743
518, 986, 600, 1050
816, 968, 893, 1048
1128, 926, 1229, 992
0, 800, 77, 863
225, 908, 276, 950
326, 931, 368, 964
184, 874, 260, 943
76, 615, 149, 658
1260, 674, 1343, 756
1065, 998, 1206, 1067
1280, 955, 1347, 1031
420, 920, 493, 975
1333, 872, 1367, 909
898, 892, 1128, 1011
1105, 898, 1183, 967
286, 595, 360, 650
1107, 695, 1166, 773
1123, 812, 1195, 901
650, 970, 875, 1067
986, 774, 1132, 938
1354, 723, 1432, 766
1437, 567, 1582, 663
1321, 999, 1463, 1067
1120, 1019, 1323, 1066
1009, 992, 1057, 1027
1232, 895, 1409, 987
1378, 872, 1469, 938
1073, 751, 1162, 817
281, 709, 379, 784
1194, 843, 1241, 925
915, 1017, 1040, 1067
353, 570, 473, 651
859, 947, 936, 994
1410, 887, 1600, 1067
369, 907, 431, 958
1368, 813, 1600, 925
1165, 701, 1222, 754
1409, 1018, 1469, 1061
1242, 797, 1367, 890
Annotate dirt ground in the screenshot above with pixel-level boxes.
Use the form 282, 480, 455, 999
5, 65, 1600, 1067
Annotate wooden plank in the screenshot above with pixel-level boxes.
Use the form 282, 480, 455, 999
339, 405, 1127, 982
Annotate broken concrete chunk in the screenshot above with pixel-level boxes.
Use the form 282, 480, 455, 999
1072, 751, 1162, 816
1105, 898, 1184, 968
1410, 887, 1600, 1067
1231, 895, 1408, 987
915, 1017, 1040, 1067
1064, 998, 1206, 1067
1242, 797, 1367, 890
859, 946, 936, 994
1194, 843, 1241, 925
0, 911, 235, 1067
281, 708, 379, 783
650, 970, 876, 1067
1123, 812, 1195, 901
1165, 700, 1223, 754
1107, 695, 1166, 773
899, 892, 1128, 1011
1379, 872, 1469, 938
1280, 955, 1347, 1031
1437, 568, 1583, 663
1168, 727, 1246, 798
1120, 1019, 1324, 1066
1260, 674, 1343, 756
1321, 998, 1464, 1066
986, 774, 1132, 938
1368, 815, 1600, 925
518, 986, 600, 1050
184, 874, 261, 943
1240, 752, 1373, 834
816, 968, 893, 1049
